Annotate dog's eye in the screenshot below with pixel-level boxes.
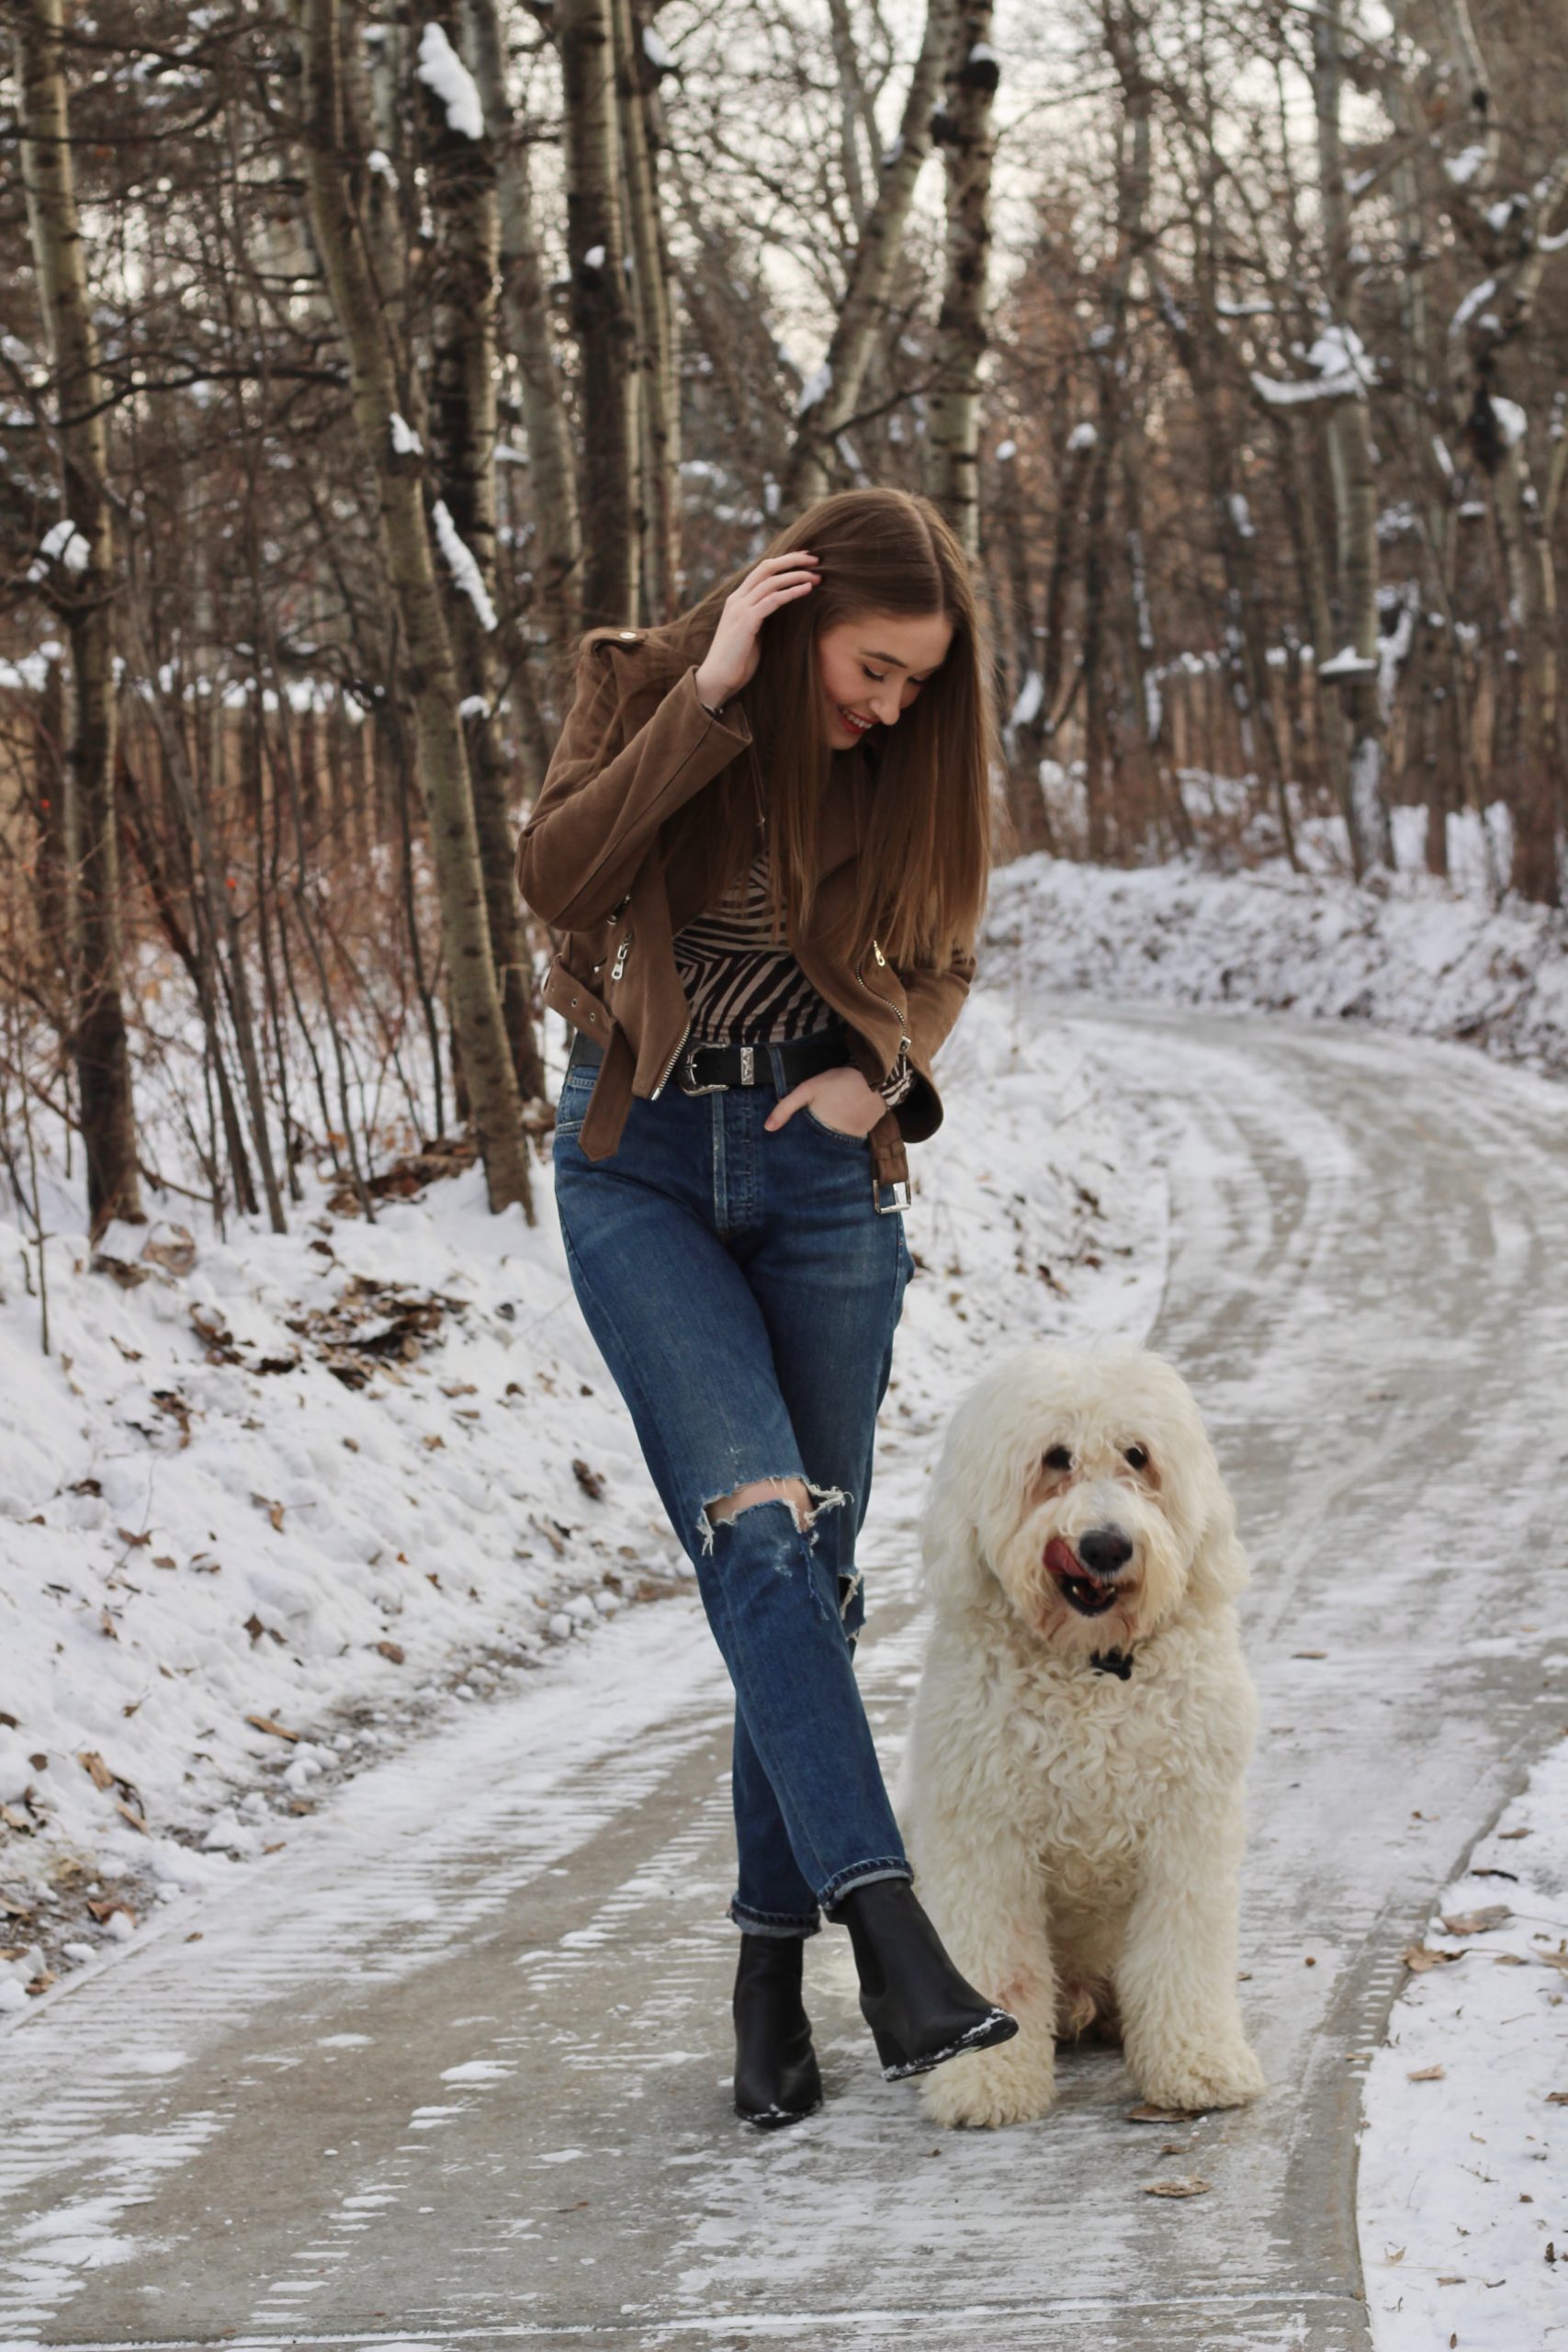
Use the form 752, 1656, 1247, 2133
1043, 1445, 1073, 1473
1124, 1444, 1149, 1473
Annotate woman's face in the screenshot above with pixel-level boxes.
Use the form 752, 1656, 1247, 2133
815, 609, 953, 750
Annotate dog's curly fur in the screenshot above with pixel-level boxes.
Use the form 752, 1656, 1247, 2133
903, 1343, 1266, 2129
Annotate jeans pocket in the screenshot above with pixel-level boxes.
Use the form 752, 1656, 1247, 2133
802, 1104, 872, 1148
554, 1066, 598, 1139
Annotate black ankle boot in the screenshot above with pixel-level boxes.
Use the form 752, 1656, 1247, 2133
732, 1934, 823, 2128
834, 1878, 1019, 2081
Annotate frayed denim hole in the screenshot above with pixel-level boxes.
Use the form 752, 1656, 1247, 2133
697, 1477, 849, 1555
699, 1488, 851, 1625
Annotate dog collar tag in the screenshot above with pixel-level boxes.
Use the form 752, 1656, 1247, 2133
1090, 1648, 1134, 1679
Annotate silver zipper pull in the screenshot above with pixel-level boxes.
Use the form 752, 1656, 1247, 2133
610, 937, 631, 981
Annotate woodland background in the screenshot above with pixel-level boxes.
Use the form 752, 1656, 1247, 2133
3, 0, 1565, 1238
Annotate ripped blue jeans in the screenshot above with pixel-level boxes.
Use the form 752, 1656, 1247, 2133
553, 1033, 914, 1934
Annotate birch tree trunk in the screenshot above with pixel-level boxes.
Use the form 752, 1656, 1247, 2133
1313, 0, 1393, 874
469, 0, 582, 672
296, 0, 532, 1216
611, 0, 679, 621
784, 0, 959, 512
421, 0, 544, 1102
17, 0, 142, 1235
926, 4, 998, 559
559, 0, 639, 628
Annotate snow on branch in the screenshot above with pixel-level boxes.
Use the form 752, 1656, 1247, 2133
1251, 321, 1373, 407
1450, 278, 1497, 337
417, 22, 484, 141
27, 519, 90, 582
389, 412, 423, 458
431, 501, 497, 632
796, 361, 832, 415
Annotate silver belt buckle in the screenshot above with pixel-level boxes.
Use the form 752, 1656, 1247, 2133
739, 1046, 756, 1086
874, 1178, 911, 1215
680, 1046, 728, 1096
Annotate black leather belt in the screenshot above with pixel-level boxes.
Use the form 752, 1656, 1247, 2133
675, 1031, 848, 1095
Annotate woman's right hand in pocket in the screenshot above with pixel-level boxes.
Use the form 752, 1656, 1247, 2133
694, 550, 819, 707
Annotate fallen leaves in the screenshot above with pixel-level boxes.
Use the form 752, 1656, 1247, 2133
245, 1713, 301, 1743
572, 1459, 606, 1501
1144, 2176, 1210, 2198
1404, 1943, 1464, 1973
1127, 2103, 1199, 2124
374, 1640, 406, 1665
1440, 1904, 1511, 1938
1545, 2091, 1568, 2107
1407, 2064, 1446, 2082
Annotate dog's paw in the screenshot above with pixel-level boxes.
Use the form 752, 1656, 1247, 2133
1134, 2037, 1266, 2114
919, 2041, 1056, 2131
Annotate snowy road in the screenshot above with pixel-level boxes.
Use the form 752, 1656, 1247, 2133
3, 1006, 1565, 2352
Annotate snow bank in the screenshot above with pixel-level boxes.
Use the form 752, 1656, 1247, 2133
1359, 1733, 1568, 2347
987, 853, 1568, 1080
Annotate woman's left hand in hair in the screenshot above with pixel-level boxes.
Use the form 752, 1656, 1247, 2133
765, 1066, 886, 1138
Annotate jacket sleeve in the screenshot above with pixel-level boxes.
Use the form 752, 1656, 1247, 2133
516, 640, 752, 930
887, 933, 978, 1144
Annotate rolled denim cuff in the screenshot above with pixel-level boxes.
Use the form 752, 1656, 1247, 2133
818, 1859, 913, 1916
729, 1897, 820, 1939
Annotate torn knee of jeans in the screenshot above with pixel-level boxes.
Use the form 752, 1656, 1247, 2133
699, 1476, 848, 1554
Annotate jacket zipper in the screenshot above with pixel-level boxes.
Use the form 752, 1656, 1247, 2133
855, 939, 912, 1055
653, 1021, 695, 1101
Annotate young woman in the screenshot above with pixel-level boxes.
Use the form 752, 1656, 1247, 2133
516, 486, 1016, 2127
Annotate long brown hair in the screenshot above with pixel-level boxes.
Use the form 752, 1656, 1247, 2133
644, 488, 994, 967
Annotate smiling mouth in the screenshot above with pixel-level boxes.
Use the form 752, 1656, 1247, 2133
835, 707, 875, 733
1044, 1535, 1122, 1618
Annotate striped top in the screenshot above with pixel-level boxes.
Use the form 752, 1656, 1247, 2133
672, 849, 913, 1105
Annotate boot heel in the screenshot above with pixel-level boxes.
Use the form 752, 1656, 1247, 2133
836, 1879, 1021, 2082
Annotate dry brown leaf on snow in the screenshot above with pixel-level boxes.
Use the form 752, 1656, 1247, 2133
116, 1527, 152, 1549
1498, 1826, 1532, 1840
79, 1750, 114, 1791
1407, 2064, 1446, 2082
375, 1640, 406, 1665
1144, 2177, 1211, 2199
1127, 2103, 1200, 2124
1292, 1649, 1328, 1659
1441, 1905, 1512, 1938
117, 1802, 148, 1835
1404, 1943, 1463, 1973
86, 1897, 134, 1926
245, 1713, 301, 1743
572, 1459, 606, 1500
1546, 2091, 1568, 2106
1383, 2246, 1405, 2264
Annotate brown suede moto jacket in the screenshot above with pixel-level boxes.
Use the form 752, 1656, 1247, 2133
514, 627, 977, 1195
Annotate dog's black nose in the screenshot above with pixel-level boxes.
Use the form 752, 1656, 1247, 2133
1077, 1527, 1134, 1577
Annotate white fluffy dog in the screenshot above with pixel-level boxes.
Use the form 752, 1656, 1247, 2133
903, 1343, 1265, 2130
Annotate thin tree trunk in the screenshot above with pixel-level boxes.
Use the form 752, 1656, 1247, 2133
422, 0, 545, 1102
559, 0, 639, 628
614, 0, 680, 622
469, 0, 582, 670
296, 0, 532, 1216
17, 0, 142, 1233
1313, 0, 1393, 873
926, 3, 998, 559
783, 0, 960, 511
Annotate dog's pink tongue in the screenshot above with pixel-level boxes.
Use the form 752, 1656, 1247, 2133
1044, 1537, 1084, 1582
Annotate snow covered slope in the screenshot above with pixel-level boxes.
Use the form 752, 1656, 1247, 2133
988, 852, 1568, 1079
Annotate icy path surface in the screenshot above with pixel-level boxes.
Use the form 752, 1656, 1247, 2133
3, 1006, 1565, 2352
